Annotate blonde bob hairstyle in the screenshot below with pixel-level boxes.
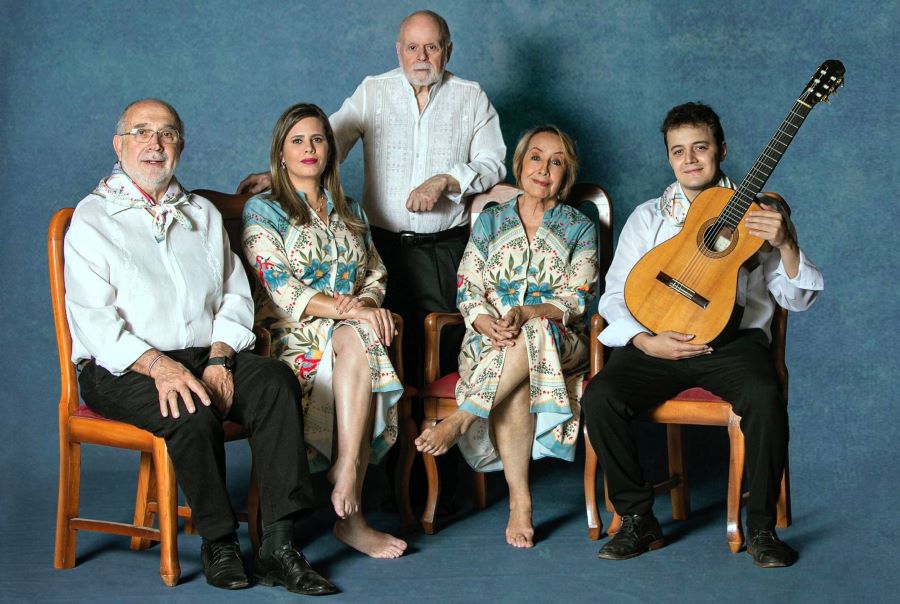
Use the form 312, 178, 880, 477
512, 125, 579, 202
266, 103, 365, 235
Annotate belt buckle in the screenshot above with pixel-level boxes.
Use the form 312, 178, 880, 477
399, 231, 416, 247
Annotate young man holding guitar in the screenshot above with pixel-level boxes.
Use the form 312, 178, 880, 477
582, 102, 823, 568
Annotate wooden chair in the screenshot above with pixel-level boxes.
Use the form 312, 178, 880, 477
50, 204, 260, 587
419, 183, 613, 534
195, 190, 419, 533
583, 304, 792, 552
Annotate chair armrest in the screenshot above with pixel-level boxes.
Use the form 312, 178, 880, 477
388, 313, 406, 384
589, 314, 605, 377
423, 312, 465, 385
252, 326, 271, 358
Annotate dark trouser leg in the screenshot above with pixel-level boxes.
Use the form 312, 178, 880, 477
79, 348, 237, 540
581, 345, 689, 516
227, 351, 314, 525
372, 228, 466, 387
692, 331, 787, 530
79, 348, 315, 539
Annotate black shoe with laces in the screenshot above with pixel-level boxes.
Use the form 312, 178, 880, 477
254, 543, 339, 596
201, 538, 249, 590
747, 528, 798, 568
597, 513, 664, 560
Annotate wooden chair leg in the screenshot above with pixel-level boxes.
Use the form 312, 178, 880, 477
776, 457, 791, 529
419, 418, 441, 535
603, 474, 615, 513
54, 441, 81, 569
131, 452, 154, 550
395, 396, 418, 533
603, 474, 622, 537
472, 472, 486, 509
248, 460, 261, 553
726, 415, 746, 553
666, 424, 690, 520
152, 438, 180, 587
583, 428, 602, 540
607, 513, 623, 537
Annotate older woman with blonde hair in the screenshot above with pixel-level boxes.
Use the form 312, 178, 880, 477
416, 125, 598, 548
242, 103, 406, 559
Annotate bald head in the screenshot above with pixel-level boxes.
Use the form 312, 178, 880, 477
398, 10, 451, 56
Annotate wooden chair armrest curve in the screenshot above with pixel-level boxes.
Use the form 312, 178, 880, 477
423, 312, 465, 385
589, 314, 606, 377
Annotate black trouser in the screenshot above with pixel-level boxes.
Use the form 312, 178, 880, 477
581, 330, 788, 530
371, 225, 468, 387
79, 348, 314, 541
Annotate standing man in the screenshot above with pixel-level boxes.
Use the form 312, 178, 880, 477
581, 102, 823, 568
66, 99, 337, 595
238, 10, 507, 385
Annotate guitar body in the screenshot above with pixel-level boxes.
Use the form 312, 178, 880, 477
624, 187, 764, 344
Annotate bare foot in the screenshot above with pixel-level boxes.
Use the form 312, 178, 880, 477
334, 514, 407, 559
329, 460, 360, 519
415, 411, 477, 455
506, 502, 534, 548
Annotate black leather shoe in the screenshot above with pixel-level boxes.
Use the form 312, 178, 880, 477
201, 538, 249, 590
597, 513, 664, 560
747, 528, 798, 568
254, 544, 339, 596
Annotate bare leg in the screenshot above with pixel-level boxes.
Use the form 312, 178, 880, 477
416, 334, 531, 456
330, 326, 407, 559
488, 337, 536, 548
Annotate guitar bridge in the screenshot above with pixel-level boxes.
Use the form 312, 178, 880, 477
656, 272, 710, 309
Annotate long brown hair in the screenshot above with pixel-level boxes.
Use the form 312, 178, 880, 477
266, 103, 365, 235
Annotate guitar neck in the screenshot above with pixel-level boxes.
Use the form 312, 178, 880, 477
723, 100, 813, 228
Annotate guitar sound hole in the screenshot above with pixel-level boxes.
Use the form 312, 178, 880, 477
697, 219, 737, 258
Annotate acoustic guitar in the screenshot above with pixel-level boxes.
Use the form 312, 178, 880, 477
624, 59, 844, 344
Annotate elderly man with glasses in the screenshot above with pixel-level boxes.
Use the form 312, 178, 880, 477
64, 98, 338, 595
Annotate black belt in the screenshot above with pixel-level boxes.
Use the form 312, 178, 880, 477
372, 225, 469, 247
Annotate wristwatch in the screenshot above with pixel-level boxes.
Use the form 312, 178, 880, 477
207, 356, 235, 370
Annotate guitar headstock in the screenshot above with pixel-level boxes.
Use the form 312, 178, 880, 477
800, 59, 845, 106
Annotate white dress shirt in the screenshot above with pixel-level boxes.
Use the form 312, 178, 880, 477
65, 175, 255, 374
599, 198, 824, 347
330, 68, 506, 233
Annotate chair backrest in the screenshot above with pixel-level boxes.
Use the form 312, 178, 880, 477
569, 183, 613, 284
192, 189, 256, 289
48, 208, 78, 416
467, 183, 520, 226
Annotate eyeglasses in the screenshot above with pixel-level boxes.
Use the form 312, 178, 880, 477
117, 127, 182, 144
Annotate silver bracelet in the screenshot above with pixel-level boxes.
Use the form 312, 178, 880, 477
147, 352, 165, 378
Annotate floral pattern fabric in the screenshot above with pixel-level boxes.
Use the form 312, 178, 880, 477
455, 197, 598, 471
242, 191, 401, 472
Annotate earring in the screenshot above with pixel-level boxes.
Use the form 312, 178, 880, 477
280, 159, 286, 168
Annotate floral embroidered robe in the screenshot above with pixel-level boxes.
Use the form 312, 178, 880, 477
455, 198, 598, 471
242, 191, 401, 472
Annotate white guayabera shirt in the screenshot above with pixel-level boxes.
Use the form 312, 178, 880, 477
330, 68, 507, 234
65, 168, 256, 374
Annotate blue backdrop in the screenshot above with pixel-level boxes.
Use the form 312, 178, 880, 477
1, 0, 897, 600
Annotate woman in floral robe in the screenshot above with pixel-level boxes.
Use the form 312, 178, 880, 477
416, 126, 598, 548
242, 103, 406, 559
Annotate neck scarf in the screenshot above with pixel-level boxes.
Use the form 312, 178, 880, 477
95, 163, 193, 242
657, 173, 734, 227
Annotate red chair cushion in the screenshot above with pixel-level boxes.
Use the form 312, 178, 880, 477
74, 404, 108, 420
672, 387, 722, 402
403, 384, 419, 399
421, 372, 460, 399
